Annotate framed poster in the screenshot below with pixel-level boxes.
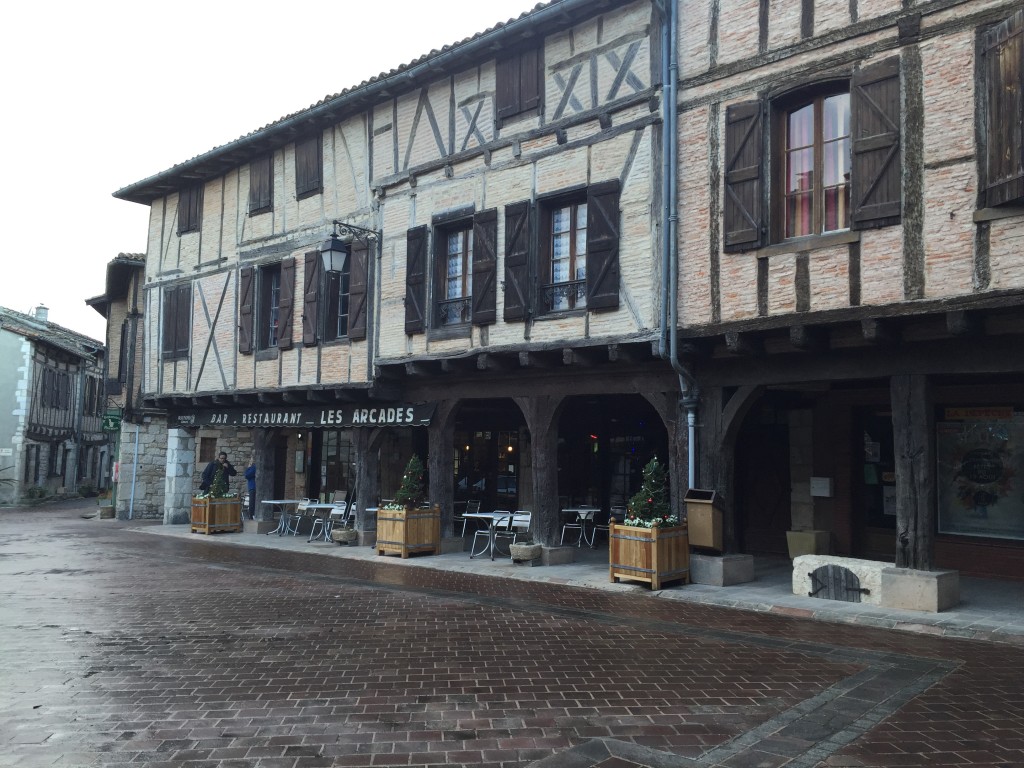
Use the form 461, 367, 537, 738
936, 409, 1024, 540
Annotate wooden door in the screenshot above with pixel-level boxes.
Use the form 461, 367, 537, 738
736, 419, 791, 555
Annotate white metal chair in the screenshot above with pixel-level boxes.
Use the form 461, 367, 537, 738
456, 499, 482, 536
291, 498, 313, 536
309, 501, 347, 541
588, 507, 618, 548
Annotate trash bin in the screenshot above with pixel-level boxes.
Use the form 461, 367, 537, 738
684, 489, 722, 552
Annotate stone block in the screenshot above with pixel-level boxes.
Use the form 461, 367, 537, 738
881, 567, 960, 613
243, 519, 277, 535
357, 530, 377, 548
439, 536, 465, 554
510, 543, 543, 565
690, 553, 754, 586
786, 530, 831, 558
541, 546, 574, 566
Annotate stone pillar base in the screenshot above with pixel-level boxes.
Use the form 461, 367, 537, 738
243, 519, 277, 534
357, 530, 377, 548
690, 553, 754, 586
541, 546, 574, 566
440, 536, 465, 554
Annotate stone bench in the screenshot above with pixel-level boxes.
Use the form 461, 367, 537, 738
793, 555, 959, 613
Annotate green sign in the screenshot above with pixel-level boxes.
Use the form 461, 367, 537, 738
102, 414, 122, 432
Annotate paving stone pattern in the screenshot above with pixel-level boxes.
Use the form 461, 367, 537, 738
0, 504, 1021, 768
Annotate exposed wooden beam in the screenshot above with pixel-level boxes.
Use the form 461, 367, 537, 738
725, 331, 763, 355
405, 361, 434, 377
563, 348, 603, 366
476, 353, 514, 372
789, 325, 829, 352
519, 351, 557, 368
282, 391, 306, 405
861, 318, 896, 345
608, 343, 647, 364
946, 309, 982, 337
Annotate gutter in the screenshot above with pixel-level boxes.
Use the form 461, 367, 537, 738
657, 0, 700, 488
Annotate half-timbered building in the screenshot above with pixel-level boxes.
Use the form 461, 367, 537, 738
0, 305, 109, 503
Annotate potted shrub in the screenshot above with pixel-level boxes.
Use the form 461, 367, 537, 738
609, 458, 690, 589
377, 454, 440, 558
191, 464, 242, 534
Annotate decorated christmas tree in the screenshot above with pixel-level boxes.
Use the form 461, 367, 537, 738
624, 457, 676, 527
209, 465, 229, 498
393, 454, 426, 508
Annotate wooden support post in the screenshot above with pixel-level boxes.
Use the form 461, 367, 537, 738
427, 400, 457, 538
890, 374, 934, 570
252, 428, 278, 522
515, 395, 563, 547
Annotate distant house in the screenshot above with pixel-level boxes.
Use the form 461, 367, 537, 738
87, 254, 166, 519
0, 305, 109, 503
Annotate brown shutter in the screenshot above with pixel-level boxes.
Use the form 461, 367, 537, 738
405, 226, 427, 335
238, 265, 254, 354
723, 100, 765, 252
586, 180, 622, 311
503, 201, 531, 321
348, 247, 368, 340
520, 47, 541, 113
302, 251, 320, 346
982, 9, 1024, 207
471, 209, 498, 325
161, 287, 176, 358
296, 136, 322, 197
496, 55, 520, 119
851, 57, 902, 229
249, 155, 272, 213
277, 257, 296, 350
175, 284, 191, 359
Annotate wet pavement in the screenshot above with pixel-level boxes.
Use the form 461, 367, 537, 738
1, 500, 1022, 768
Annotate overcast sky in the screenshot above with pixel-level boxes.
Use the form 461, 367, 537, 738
0, 0, 542, 341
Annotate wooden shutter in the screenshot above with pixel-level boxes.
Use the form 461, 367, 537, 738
238, 265, 254, 354
161, 287, 176, 357
723, 100, 765, 252
249, 155, 273, 213
174, 284, 191, 359
295, 136, 322, 197
851, 57, 902, 229
983, 9, 1024, 207
302, 251, 320, 346
405, 226, 427, 335
520, 47, 541, 113
503, 201, 531, 321
472, 209, 498, 325
177, 185, 202, 234
348, 247, 368, 341
496, 55, 520, 120
586, 180, 622, 311
277, 257, 296, 350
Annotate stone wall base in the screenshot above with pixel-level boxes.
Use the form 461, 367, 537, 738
690, 553, 754, 586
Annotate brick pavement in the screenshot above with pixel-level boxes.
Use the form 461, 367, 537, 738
0, 503, 1021, 768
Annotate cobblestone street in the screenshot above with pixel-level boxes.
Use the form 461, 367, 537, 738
1, 501, 1021, 768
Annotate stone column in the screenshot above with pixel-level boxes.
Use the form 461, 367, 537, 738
163, 427, 196, 525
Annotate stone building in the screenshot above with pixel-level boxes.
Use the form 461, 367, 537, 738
111, 0, 1024, 579
0, 305, 109, 503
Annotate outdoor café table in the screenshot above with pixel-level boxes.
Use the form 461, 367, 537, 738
466, 511, 529, 560
560, 507, 600, 547
302, 503, 341, 542
261, 499, 303, 535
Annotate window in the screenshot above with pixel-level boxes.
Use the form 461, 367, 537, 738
543, 200, 588, 311
161, 283, 191, 360
496, 47, 541, 123
117, 320, 129, 383
404, 210, 497, 335
438, 225, 473, 326
780, 92, 851, 238
301, 249, 368, 346
723, 58, 901, 252
981, 9, 1024, 207
295, 135, 322, 199
249, 154, 273, 214
238, 259, 295, 354
177, 184, 203, 234
503, 181, 620, 321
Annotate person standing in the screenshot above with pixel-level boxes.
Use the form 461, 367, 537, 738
200, 451, 237, 494
244, 455, 257, 520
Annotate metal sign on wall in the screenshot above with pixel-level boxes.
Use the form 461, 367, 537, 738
173, 403, 436, 429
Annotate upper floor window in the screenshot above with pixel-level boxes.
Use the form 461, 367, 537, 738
543, 199, 588, 311
161, 283, 191, 361
981, 9, 1024, 208
299, 248, 368, 347
295, 135, 322, 199
724, 58, 901, 252
780, 92, 851, 238
239, 260, 296, 355
496, 47, 542, 124
177, 184, 203, 234
438, 226, 473, 326
249, 154, 273, 215
117, 320, 130, 383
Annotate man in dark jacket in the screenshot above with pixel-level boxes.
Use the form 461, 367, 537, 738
200, 452, 237, 493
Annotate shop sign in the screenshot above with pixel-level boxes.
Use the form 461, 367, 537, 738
173, 402, 436, 429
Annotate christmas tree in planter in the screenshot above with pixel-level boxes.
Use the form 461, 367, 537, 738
209, 465, 229, 499
624, 457, 677, 527
393, 454, 426, 509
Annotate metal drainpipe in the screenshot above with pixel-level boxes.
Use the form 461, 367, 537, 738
659, 0, 699, 489
128, 425, 140, 520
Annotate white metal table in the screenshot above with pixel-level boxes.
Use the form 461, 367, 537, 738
261, 499, 303, 535
466, 512, 529, 560
561, 507, 600, 547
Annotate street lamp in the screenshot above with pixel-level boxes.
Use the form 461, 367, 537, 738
319, 220, 381, 273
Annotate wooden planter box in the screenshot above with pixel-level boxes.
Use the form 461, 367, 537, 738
191, 497, 242, 534
376, 504, 441, 558
609, 520, 690, 590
